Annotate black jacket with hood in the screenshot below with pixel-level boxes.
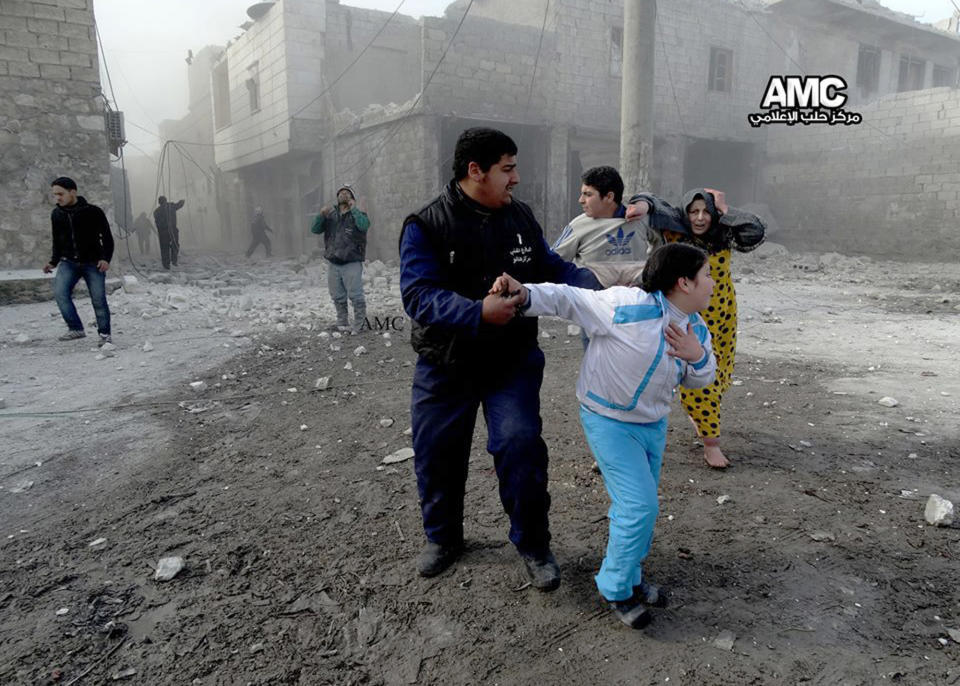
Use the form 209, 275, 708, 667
49, 197, 114, 267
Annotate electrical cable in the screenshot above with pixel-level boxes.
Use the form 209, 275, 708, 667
524, 0, 551, 116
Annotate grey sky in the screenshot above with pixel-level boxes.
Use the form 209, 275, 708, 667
92, 0, 957, 154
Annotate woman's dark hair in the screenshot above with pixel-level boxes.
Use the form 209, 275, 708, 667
453, 127, 518, 179
641, 242, 708, 294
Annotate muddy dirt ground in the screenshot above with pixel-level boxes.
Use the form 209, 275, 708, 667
1, 248, 959, 685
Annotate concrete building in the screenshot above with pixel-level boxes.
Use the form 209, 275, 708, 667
0, 0, 112, 269
189, 0, 958, 260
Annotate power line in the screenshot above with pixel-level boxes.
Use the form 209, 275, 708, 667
350, 0, 477, 186
656, 13, 687, 138
170, 0, 409, 150
524, 0, 551, 116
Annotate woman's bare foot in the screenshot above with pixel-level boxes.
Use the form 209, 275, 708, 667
702, 438, 729, 469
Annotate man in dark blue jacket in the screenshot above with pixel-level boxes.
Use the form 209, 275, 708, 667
400, 128, 601, 589
43, 176, 114, 345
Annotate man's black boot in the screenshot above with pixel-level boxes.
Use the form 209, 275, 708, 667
417, 541, 463, 578
521, 550, 561, 592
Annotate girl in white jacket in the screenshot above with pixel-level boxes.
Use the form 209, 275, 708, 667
493, 242, 717, 629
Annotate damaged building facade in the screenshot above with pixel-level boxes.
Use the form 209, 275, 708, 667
160, 0, 960, 260
0, 0, 112, 269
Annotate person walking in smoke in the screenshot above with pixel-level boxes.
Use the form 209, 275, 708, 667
399, 127, 601, 589
246, 207, 272, 258
133, 211, 153, 255
491, 242, 716, 629
310, 185, 370, 331
626, 189, 765, 469
42, 176, 114, 346
153, 195, 185, 270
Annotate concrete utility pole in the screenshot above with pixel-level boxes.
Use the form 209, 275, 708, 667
620, 0, 657, 193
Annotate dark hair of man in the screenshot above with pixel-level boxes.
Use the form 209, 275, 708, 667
158, 196, 167, 204
453, 127, 518, 180
581, 166, 624, 204
641, 242, 708, 294
51, 176, 77, 191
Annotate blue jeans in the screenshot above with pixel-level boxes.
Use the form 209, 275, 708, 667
54, 260, 111, 335
580, 406, 667, 601
327, 260, 365, 323
411, 347, 552, 555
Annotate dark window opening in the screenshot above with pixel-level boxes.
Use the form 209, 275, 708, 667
898, 55, 926, 92
856, 44, 881, 96
709, 47, 733, 92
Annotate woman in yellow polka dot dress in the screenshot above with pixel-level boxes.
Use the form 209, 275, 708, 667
626, 189, 765, 468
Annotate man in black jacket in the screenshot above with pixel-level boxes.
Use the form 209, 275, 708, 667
399, 128, 601, 589
153, 195, 185, 269
43, 177, 114, 345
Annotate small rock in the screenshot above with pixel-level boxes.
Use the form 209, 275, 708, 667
88, 537, 107, 547
713, 630, 736, 651
382, 447, 415, 464
112, 668, 138, 680
287, 388, 298, 393
249, 642, 265, 654
314, 377, 330, 390
14, 333, 30, 344
379, 418, 395, 428
716, 495, 731, 505
354, 345, 367, 357
121, 275, 139, 293
938, 637, 950, 646
344, 362, 353, 371
566, 324, 581, 336
808, 531, 835, 542
877, 397, 899, 408
189, 381, 207, 392
299, 424, 308, 431
540, 331, 550, 339
948, 628, 960, 644
924, 494, 954, 526
142, 341, 154, 352
55, 607, 70, 616
9, 480, 33, 493
403, 427, 413, 436
154, 556, 185, 581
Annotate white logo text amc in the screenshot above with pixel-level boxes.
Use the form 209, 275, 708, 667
760, 75, 848, 109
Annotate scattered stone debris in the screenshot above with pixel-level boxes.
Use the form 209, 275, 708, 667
315, 377, 330, 390
142, 341, 154, 352
249, 642, 265, 654
189, 381, 207, 392
403, 427, 413, 436
112, 668, 138, 680
947, 628, 960, 644
55, 607, 69, 616
14, 333, 30, 344
878, 397, 899, 408
713, 630, 736, 651
154, 556, 185, 581
382, 447, 415, 465
354, 345, 367, 357
379, 418, 395, 428
924, 494, 954, 526
300, 424, 308, 431
567, 324, 580, 336
9, 480, 33, 494
717, 495, 731, 505
808, 531, 836, 542
88, 537, 107, 547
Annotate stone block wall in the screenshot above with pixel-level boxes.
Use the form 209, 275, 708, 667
762, 87, 960, 258
0, 0, 111, 269
324, 113, 440, 262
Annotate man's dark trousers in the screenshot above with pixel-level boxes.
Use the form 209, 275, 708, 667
411, 345, 551, 556
158, 228, 179, 268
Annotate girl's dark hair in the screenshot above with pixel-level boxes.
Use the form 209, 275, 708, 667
641, 242, 708, 294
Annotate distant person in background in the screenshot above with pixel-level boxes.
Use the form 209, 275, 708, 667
133, 211, 153, 255
153, 195, 185, 270
246, 206, 272, 258
42, 176, 114, 346
310, 184, 370, 331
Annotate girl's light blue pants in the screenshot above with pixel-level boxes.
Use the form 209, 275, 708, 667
579, 405, 667, 602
